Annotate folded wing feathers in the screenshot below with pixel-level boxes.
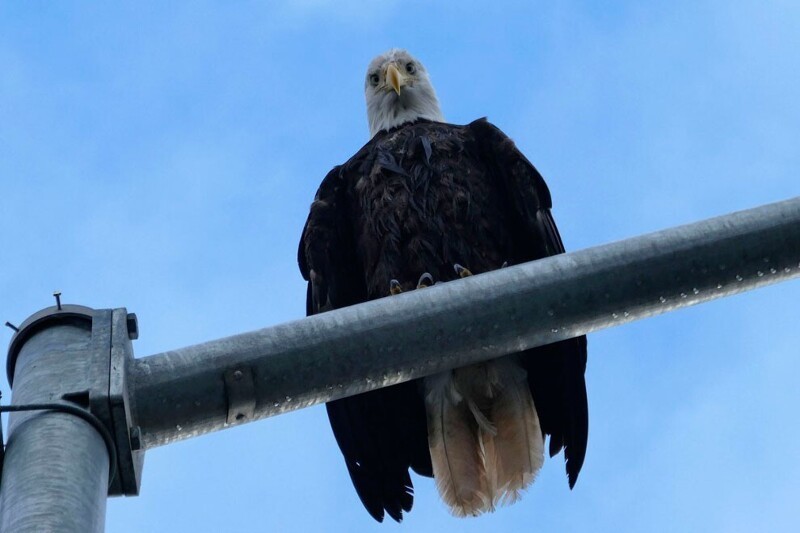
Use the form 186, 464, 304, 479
425, 357, 545, 517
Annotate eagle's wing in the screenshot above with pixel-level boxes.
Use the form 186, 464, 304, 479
299, 166, 431, 523
469, 118, 589, 488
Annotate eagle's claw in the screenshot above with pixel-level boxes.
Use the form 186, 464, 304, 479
417, 272, 434, 289
389, 279, 403, 295
454, 263, 473, 278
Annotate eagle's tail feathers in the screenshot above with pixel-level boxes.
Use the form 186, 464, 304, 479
425, 359, 545, 517
484, 358, 545, 507
425, 372, 493, 517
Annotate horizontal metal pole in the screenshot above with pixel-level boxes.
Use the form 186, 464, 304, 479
131, 197, 800, 449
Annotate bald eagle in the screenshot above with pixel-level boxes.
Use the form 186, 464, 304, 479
298, 49, 588, 522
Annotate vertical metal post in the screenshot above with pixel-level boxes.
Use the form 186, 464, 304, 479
0, 310, 109, 533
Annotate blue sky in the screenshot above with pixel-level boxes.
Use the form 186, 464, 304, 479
1, 1, 799, 531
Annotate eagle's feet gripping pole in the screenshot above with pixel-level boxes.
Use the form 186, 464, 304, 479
451, 261, 507, 280
389, 272, 436, 295
392, 263, 507, 294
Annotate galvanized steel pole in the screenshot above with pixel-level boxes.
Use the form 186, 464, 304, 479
1, 306, 140, 532
131, 196, 800, 450
0, 320, 109, 532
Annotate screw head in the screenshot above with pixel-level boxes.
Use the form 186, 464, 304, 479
129, 426, 142, 450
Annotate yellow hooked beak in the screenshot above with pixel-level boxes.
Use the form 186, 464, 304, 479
385, 63, 406, 95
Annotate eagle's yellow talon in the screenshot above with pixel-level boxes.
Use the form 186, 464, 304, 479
389, 279, 403, 295
454, 263, 473, 278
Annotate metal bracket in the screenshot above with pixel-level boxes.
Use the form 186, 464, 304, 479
108, 308, 143, 496
223, 367, 255, 425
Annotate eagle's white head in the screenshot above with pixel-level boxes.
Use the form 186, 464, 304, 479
365, 49, 445, 138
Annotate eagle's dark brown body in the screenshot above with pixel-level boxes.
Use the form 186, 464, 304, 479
354, 120, 516, 296
299, 118, 588, 522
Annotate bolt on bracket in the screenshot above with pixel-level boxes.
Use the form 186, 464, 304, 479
223, 367, 255, 425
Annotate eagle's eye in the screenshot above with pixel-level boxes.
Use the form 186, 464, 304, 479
405, 62, 416, 74
369, 73, 380, 87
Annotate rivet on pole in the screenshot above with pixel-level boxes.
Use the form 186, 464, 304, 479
53, 291, 62, 311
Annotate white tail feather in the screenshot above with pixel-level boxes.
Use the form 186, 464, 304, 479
425, 358, 544, 517
425, 371, 492, 516
485, 358, 544, 507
